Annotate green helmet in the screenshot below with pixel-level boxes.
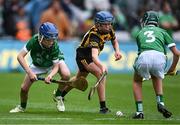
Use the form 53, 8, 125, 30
141, 11, 159, 27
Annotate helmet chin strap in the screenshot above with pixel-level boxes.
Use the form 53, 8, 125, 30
39, 35, 46, 49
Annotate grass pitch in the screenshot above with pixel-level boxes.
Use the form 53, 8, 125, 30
0, 73, 180, 124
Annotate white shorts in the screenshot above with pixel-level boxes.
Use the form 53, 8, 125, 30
134, 50, 166, 79
30, 60, 64, 75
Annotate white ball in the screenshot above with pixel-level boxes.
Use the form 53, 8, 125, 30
116, 111, 123, 117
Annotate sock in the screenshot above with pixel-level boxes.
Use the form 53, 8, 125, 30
55, 89, 68, 98
135, 101, 143, 113
55, 89, 62, 97
21, 102, 27, 109
61, 91, 68, 97
100, 101, 106, 109
156, 95, 164, 106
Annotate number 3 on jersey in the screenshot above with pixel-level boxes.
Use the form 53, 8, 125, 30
144, 31, 155, 43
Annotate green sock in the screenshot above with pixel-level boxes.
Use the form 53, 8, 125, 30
135, 101, 143, 112
55, 89, 62, 97
21, 102, 27, 109
156, 95, 164, 105
55, 89, 68, 97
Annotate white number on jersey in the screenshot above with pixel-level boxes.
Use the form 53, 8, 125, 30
144, 31, 155, 43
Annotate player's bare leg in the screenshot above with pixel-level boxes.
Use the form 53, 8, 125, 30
10, 75, 33, 113
132, 72, 144, 119
84, 62, 109, 113
58, 61, 71, 90
20, 75, 33, 106
53, 61, 71, 112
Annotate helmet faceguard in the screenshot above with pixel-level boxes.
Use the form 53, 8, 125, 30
141, 11, 159, 27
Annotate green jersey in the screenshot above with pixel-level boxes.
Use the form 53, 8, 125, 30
136, 25, 176, 55
25, 34, 64, 67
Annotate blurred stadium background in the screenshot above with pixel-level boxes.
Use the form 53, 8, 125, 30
0, 0, 180, 73
0, 0, 180, 124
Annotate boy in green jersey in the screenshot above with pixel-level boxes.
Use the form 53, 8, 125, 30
10, 22, 70, 113
132, 11, 180, 119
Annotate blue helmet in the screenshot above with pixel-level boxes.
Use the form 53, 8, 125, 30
95, 11, 114, 24
39, 22, 58, 40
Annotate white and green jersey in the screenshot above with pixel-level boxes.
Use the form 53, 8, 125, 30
24, 34, 64, 68
136, 25, 176, 55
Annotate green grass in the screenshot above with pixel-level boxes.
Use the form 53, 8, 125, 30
0, 73, 180, 124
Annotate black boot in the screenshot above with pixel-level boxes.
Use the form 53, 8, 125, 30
132, 112, 144, 119
157, 103, 172, 118
99, 107, 111, 114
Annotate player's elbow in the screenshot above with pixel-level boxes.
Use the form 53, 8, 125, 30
17, 52, 25, 63
17, 54, 21, 62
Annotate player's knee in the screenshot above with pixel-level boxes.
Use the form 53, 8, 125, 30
94, 71, 104, 80
61, 73, 70, 80
134, 77, 143, 83
96, 73, 101, 79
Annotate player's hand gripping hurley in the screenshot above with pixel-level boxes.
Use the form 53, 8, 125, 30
38, 76, 88, 91
88, 72, 107, 100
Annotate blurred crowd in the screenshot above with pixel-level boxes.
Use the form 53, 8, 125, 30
0, 0, 179, 42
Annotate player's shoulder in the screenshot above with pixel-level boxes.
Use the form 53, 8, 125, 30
51, 41, 60, 53
32, 34, 39, 40
89, 26, 100, 38
158, 27, 168, 34
54, 41, 59, 47
153, 26, 165, 32
26, 34, 39, 45
28, 34, 38, 42
154, 26, 169, 36
89, 26, 99, 35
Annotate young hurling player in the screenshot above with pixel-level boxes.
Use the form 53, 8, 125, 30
10, 22, 70, 113
132, 11, 180, 119
52, 11, 122, 114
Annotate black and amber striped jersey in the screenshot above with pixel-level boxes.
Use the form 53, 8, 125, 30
78, 25, 116, 52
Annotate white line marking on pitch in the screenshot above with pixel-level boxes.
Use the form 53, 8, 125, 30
0, 117, 72, 120
94, 118, 116, 121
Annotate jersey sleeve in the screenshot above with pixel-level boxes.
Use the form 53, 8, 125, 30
51, 49, 60, 64
58, 51, 65, 60
163, 31, 176, 48
89, 33, 101, 48
135, 34, 141, 54
52, 43, 64, 64
25, 35, 36, 51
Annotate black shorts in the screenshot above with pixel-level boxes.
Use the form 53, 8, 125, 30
76, 48, 93, 72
